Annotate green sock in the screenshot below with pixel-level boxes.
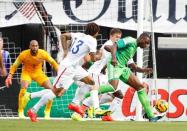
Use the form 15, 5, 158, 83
84, 84, 114, 98
137, 89, 154, 118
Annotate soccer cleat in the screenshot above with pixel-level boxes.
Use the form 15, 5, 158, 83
87, 106, 94, 118
149, 115, 164, 122
27, 109, 38, 122
71, 112, 83, 121
102, 115, 114, 121
18, 111, 26, 119
94, 108, 112, 117
142, 112, 149, 119
68, 103, 84, 116
44, 111, 50, 120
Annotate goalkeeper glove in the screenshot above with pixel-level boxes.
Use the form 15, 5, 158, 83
5, 74, 12, 87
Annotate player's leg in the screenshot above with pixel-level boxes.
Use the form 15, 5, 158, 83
74, 66, 111, 117
68, 81, 91, 115
84, 73, 115, 98
27, 89, 56, 122
27, 66, 74, 122
35, 74, 53, 119
18, 72, 31, 118
121, 69, 163, 122
73, 81, 91, 105
68, 69, 94, 118
81, 73, 114, 117
101, 90, 124, 121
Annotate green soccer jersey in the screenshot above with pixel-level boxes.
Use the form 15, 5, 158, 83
116, 36, 137, 66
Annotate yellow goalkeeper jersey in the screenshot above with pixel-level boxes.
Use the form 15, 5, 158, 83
9, 49, 58, 75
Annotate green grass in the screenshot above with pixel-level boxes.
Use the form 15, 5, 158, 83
0, 119, 187, 131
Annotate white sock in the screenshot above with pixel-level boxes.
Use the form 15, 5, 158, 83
72, 84, 91, 105
30, 89, 51, 99
90, 90, 99, 109
82, 97, 92, 107
108, 97, 122, 112
99, 93, 114, 105
32, 90, 56, 113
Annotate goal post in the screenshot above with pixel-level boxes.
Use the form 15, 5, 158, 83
136, 0, 144, 121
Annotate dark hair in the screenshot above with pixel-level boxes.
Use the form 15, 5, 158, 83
85, 23, 100, 36
139, 32, 150, 39
110, 28, 122, 35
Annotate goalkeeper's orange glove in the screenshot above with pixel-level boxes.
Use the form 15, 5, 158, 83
5, 74, 12, 88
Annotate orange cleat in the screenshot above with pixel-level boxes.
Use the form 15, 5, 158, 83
68, 103, 85, 116
27, 109, 38, 122
102, 115, 114, 121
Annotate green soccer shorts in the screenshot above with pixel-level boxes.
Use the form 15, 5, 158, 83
107, 62, 131, 83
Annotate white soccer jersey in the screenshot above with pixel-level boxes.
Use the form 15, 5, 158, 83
88, 39, 113, 74
62, 32, 97, 67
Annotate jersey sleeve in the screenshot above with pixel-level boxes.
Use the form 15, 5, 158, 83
9, 53, 22, 75
43, 51, 59, 71
88, 38, 97, 53
117, 37, 136, 49
125, 37, 137, 45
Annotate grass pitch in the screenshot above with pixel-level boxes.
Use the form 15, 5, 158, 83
0, 119, 187, 131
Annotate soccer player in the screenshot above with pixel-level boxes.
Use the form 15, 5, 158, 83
0, 36, 12, 73
101, 58, 152, 121
0, 37, 7, 77
104, 33, 162, 122
68, 28, 122, 120
26, 23, 110, 122
5, 40, 58, 119
70, 58, 152, 121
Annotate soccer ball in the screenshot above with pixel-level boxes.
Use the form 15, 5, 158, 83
155, 99, 169, 113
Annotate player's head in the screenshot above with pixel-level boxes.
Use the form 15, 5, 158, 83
85, 22, 100, 38
29, 40, 39, 56
0, 36, 4, 50
137, 33, 150, 48
109, 28, 122, 43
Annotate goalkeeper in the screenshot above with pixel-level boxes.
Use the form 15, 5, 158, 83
5, 40, 58, 119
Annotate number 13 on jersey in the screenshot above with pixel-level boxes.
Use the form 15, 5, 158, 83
71, 39, 84, 54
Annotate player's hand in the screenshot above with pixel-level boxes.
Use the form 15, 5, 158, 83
143, 68, 153, 74
5, 74, 12, 88
111, 57, 117, 66
95, 49, 102, 61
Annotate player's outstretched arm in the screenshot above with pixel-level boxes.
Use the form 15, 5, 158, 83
128, 63, 153, 74
104, 44, 117, 66
5, 57, 21, 87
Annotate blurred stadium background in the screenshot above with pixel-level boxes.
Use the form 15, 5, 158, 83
0, 0, 187, 123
